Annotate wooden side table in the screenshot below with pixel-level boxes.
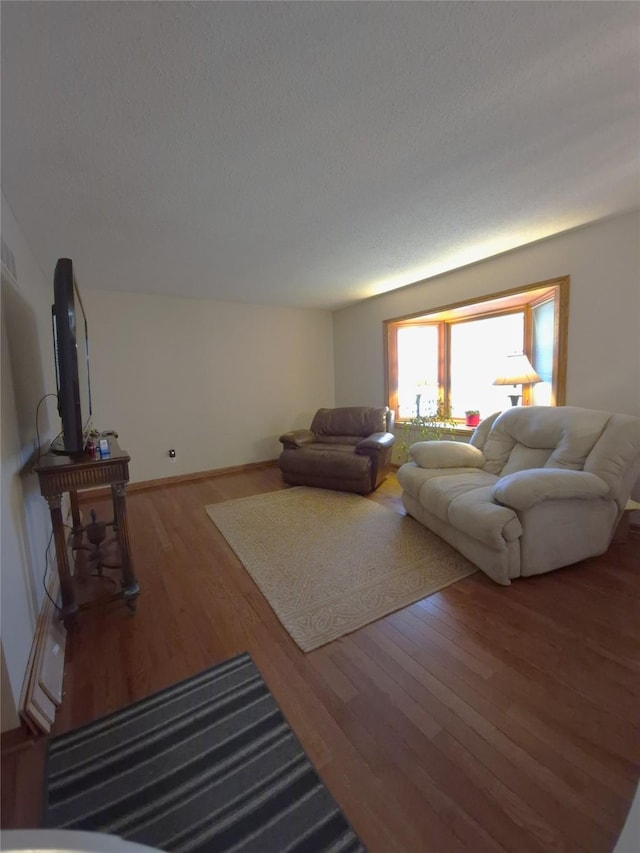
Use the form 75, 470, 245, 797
34, 436, 140, 627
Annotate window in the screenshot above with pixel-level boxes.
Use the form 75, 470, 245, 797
396, 324, 439, 418
385, 277, 569, 422
530, 296, 556, 406
450, 312, 524, 418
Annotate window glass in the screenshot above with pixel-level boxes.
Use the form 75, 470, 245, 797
385, 277, 568, 422
396, 324, 439, 419
449, 313, 524, 418
531, 299, 555, 405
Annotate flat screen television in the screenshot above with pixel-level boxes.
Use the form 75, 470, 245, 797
51, 258, 92, 455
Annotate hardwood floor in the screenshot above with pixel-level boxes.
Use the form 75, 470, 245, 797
2, 468, 640, 851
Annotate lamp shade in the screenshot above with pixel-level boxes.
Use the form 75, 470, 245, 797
493, 354, 542, 386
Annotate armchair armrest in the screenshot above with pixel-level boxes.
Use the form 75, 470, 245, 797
279, 429, 315, 449
356, 432, 395, 455
493, 469, 610, 511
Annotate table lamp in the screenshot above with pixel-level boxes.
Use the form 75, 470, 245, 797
493, 353, 542, 406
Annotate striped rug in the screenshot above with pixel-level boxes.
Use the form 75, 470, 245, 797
44, 653, 365, 852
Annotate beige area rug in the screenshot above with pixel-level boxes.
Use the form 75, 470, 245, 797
205, 487, 476, 652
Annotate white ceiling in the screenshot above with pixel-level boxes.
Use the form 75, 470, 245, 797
1, 2, 638, 311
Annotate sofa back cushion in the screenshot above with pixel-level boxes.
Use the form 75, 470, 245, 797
311, 407, 389, 438
481, 406, 611, 476
469, 412, 501, 450
583, 412, 640, 508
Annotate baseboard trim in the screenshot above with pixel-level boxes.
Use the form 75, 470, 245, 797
78, 459, 279, 502
1, 724, 40, 754
18, 572, 64, 735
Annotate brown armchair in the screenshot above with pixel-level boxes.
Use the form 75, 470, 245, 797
278, 406, 395, 494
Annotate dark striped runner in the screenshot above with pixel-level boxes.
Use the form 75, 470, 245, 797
44, 653, 365, 852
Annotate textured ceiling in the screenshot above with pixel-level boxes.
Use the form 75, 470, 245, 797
1, 2, 638, 310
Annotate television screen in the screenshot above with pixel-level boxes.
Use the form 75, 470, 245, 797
51, 258, 92, 455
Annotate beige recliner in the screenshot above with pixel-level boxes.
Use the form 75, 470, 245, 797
397, 406, 640, 584
278, 406, 395, 494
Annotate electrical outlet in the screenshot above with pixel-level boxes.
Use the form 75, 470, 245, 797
168, 449, 176, 462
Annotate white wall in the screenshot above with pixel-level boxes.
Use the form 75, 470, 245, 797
2, 201, 637, 733
0, 192, 334, 730
1, 642, 19, 731
1, 194, 60, 730
82, 290, 334, 483
333, 212, 640, 418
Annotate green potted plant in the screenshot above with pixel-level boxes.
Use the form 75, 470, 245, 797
465, 409, 481, 427
398, 397, 457, 463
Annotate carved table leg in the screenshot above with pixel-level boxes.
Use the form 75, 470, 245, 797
111, 481, 140, 610
47, 495, 79, 628
69, 490, 83, 549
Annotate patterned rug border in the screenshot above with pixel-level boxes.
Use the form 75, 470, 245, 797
206, 487, 476, 652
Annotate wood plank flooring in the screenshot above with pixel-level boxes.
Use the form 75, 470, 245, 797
2, 468, 639, 851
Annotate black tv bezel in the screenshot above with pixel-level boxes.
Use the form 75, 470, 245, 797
51, 258, 92, 455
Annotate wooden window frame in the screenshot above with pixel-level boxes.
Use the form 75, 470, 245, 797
384, 276, 569, 422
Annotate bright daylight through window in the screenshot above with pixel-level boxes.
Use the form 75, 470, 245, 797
385, 277, 568, 424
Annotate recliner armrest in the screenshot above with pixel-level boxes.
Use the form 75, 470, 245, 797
279, 429, 315, 449
410, 440, 485, 469
492, 469, 610, 511
356, 432, 395, 455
